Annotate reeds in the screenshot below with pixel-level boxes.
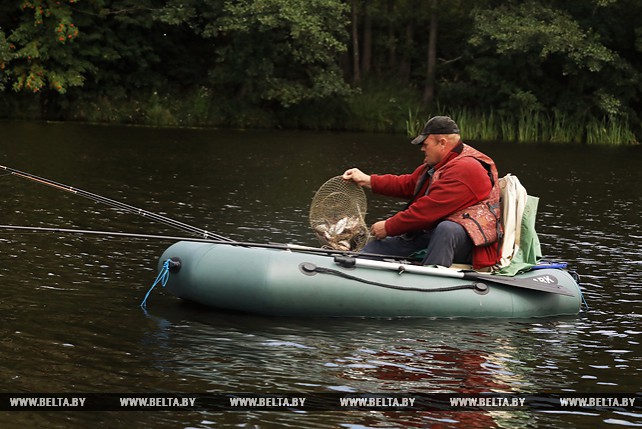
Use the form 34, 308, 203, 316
407, 107, 638, 145
585, 117, 637, 145
405, 107, 424, 137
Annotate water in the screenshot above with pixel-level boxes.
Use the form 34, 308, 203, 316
0, 121, 641, 428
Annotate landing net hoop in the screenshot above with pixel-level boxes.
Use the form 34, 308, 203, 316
309, 176, 369, 251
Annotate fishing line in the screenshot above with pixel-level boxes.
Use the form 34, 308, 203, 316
0, 225, 230, 244
0, 164, 233, 241
0, 224, 414, 261
0, 167, 421, 262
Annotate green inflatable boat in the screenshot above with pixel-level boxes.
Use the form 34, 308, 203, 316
156, 241, 583, 318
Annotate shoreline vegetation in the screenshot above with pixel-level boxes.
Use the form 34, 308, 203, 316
2, 1, 641, 146
2, 86, 637, 145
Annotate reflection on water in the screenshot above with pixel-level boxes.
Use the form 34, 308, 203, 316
0, 121, 641, 428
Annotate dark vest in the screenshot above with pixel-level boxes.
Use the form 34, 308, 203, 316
427, 145, 501, 247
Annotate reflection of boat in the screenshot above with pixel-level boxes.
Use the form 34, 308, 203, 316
157, 241, 582, 318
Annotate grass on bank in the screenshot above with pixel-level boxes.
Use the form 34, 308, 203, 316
0, 85, 638, 145
412, 107, 638, 145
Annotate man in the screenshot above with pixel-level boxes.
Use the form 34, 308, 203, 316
342, 116, 501, 269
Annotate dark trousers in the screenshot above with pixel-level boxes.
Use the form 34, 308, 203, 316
361, 220, 473, 266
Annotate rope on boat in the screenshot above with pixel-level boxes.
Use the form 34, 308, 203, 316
140, 259, 172, 309
305, 265, 487, 294
569, 270, 589, 311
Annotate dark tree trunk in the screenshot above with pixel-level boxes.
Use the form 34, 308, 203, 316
352, 0, 361, 85
398, 22, 414, 83
361, 0, 372, 77
423, 0, 438, 106
387, 0, 396, 70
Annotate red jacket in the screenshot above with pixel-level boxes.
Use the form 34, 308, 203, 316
371, 143, 500, 268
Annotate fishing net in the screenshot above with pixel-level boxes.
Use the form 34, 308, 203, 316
309, 176, 369, 251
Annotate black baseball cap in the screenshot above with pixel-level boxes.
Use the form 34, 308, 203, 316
411, 116, 460, 145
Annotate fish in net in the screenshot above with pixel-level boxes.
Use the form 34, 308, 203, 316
309, 176, 370, 251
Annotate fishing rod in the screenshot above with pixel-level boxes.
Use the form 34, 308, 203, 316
0, 166, 409, 259
0, 164, 233, 242
0, 224, 404, 260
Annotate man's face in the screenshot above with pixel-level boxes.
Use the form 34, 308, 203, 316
420, 135, 445, 166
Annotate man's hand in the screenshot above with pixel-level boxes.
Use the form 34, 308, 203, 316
342, 168, 372, 188
370, 220, 388, 240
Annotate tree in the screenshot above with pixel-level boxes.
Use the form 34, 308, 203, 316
422, 0, 438, 106
351, 0, 361, 85
467, 0, 635, 119
1, 0, 640, 138
1, 0, 89, 95
158, 0, 352, 108
360, 0, 372, 77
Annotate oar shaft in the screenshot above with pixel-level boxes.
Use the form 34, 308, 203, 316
335, 255, 575, 296
335, 257, 465, 279
0, 164, 232, 241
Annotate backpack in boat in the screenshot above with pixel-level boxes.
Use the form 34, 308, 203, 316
496, 174, 542, 271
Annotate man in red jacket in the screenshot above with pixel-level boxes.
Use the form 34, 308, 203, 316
342, 116, 501, 269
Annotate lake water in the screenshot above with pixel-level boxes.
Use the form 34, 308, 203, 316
0, 121, 641, 428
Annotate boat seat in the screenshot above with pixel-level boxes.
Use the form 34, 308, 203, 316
449, 263, 493, 273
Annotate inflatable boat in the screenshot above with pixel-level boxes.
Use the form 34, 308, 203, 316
155, 241, 582, 318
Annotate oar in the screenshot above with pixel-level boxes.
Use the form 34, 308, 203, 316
0, 164, 232, 241
334, 256, 576, 296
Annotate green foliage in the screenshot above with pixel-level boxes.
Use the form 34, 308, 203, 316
0, 0, 641, 144
0, 31, 10, 91
345, 78, 423, 133
155, 0, 352, 108
470, 3, 615, 72
237, 0, 350, 105
3, 0, 89, 94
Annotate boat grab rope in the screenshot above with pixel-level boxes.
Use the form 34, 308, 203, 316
302, 263, 487, 294
140, 259, 171, 309
568, 270, 589, 311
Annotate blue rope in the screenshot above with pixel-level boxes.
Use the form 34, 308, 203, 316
140, 259, 171, 309
580, 288, 589, 311
531, 262, 568, 270
569, 270, 589, 311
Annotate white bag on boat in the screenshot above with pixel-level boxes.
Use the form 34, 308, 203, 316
497, 174, 527, 268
